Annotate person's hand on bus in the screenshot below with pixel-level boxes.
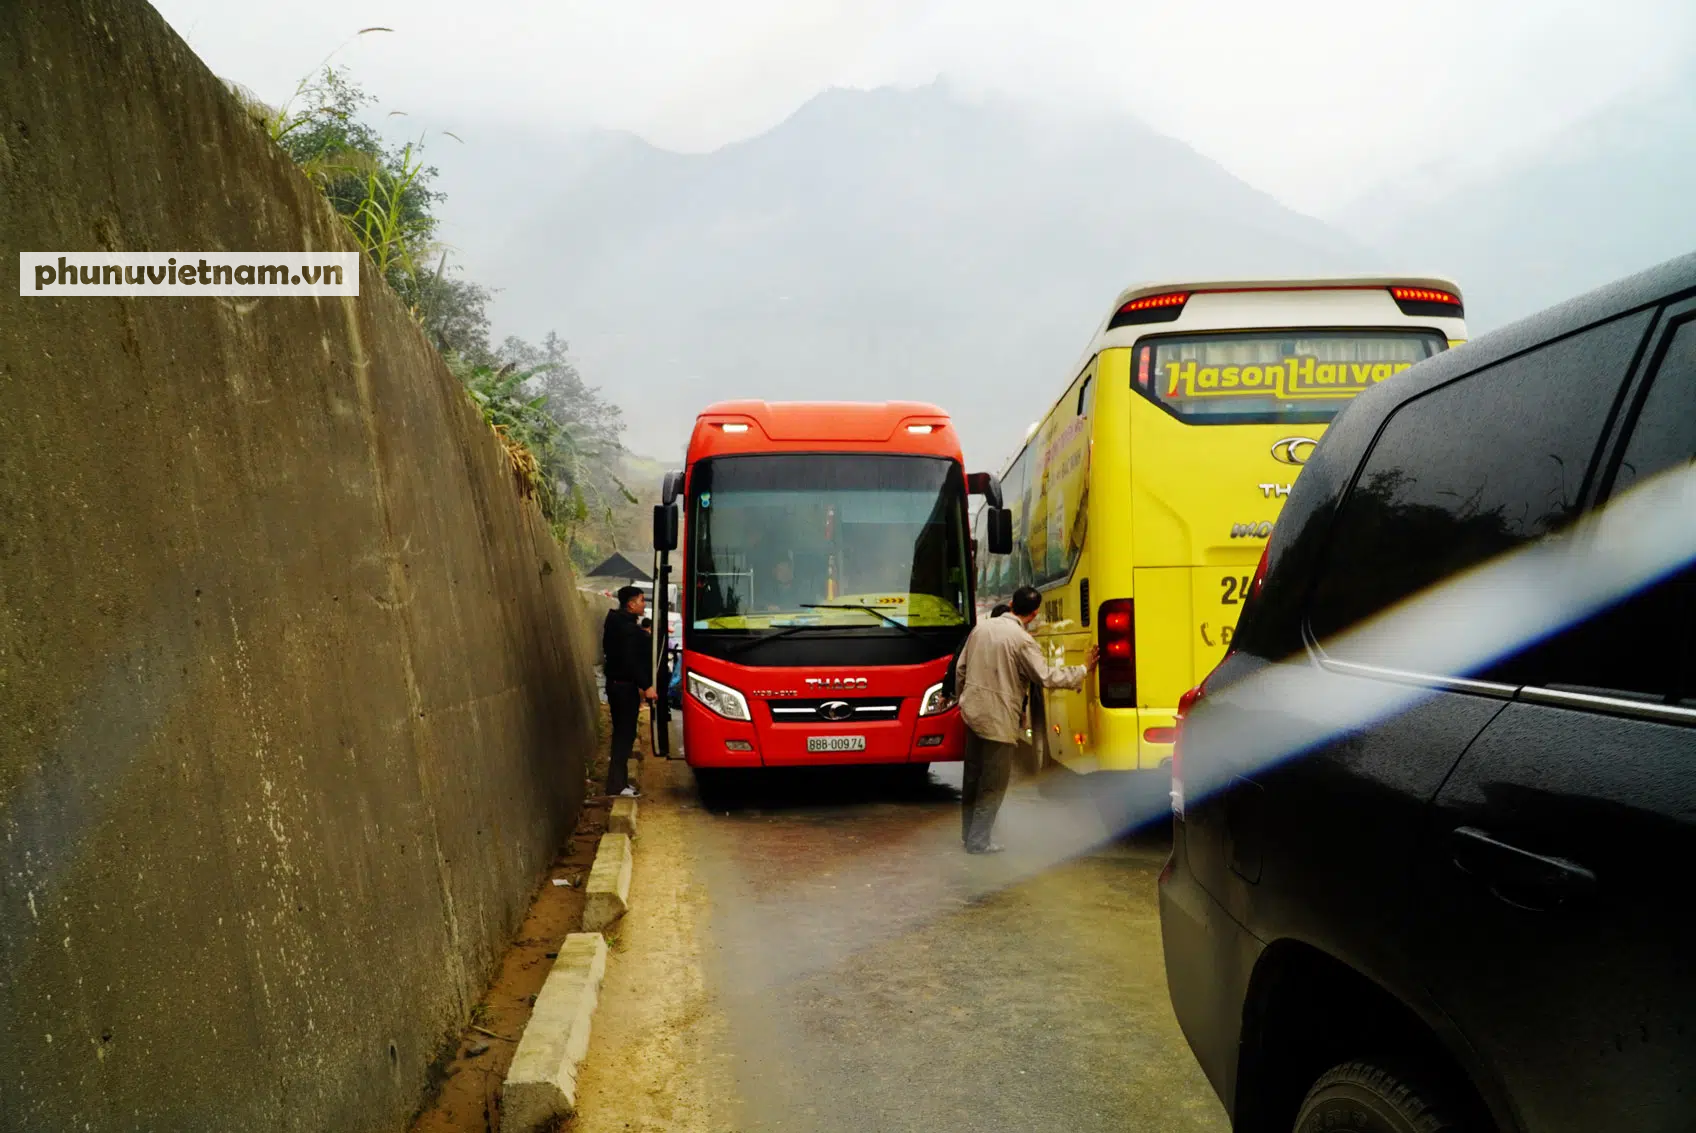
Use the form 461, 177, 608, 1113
1085, 644, 1100, 672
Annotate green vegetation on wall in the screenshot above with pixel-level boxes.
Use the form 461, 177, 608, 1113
228, 57, 651, 572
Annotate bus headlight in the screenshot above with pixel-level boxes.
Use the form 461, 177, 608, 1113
686, 672, 750, 721
918, 681, 955, 716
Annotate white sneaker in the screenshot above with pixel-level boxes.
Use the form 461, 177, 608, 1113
618, 786, 640, 797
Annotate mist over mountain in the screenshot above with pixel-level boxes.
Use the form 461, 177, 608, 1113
443, 82, 1372, 467
1336, 69, 1696, 333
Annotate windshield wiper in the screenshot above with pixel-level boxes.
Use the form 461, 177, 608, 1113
722, 621, 832, 656
721, 604, 926, 656
801, 603, 922, 639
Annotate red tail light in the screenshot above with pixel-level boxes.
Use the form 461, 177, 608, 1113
1109, 292, 1191, 329
1388, 286, 1464, 317
1388, 286, 1460, 306
1120, 290, 1190, 313
1097, 598, 1136, 708
1171, 681, 1206, 818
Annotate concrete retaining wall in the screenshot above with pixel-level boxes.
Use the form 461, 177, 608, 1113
0, 2, 599, 1129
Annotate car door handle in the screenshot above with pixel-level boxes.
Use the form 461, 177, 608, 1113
1448, 826, 1598, 911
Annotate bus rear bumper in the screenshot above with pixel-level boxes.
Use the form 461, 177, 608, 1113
1089, 707, 1176, 771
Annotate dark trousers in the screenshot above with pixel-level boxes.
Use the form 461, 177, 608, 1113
606, 682, 641, 794
961, 730, 1015, 850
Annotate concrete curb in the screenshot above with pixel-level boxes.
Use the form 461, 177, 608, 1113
500, 932, 608, 1132
582, 832, 633, 932
608, 796, 638, 836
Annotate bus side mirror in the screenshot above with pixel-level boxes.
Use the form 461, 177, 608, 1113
967, 471, 1004, 510
653, 504, 679, 552
661, 470, 685, 507
988, 508, 1013, 555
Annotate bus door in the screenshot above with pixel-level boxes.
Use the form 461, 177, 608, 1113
652, 473, 683, 757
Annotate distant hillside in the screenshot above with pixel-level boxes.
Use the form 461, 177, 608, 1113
1336, 72, 1696, 333
457, 83, 1372, 466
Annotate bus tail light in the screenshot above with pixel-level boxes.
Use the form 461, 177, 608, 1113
1108, 291, 1190, 329
1389, 286, 1464, 318
1097, 598, 1136, 708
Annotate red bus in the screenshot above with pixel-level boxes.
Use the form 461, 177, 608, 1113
650, 400, 1011, 800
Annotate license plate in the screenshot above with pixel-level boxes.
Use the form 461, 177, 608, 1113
807, 735, 866, 753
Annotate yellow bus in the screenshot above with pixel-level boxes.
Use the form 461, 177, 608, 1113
975, 278, 1468, 801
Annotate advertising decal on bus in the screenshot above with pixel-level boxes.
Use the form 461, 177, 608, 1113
1162, 356, 1416, 399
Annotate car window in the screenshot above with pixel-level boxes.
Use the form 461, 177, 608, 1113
1496, 316, 1696, 703
1308, 310, 1652, 672
1612, 317, 1696, 496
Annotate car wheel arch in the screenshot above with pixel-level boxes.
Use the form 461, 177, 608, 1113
1233, 939, 1504, 1133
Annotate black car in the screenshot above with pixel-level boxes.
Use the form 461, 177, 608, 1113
1159, 253, 1696, 1133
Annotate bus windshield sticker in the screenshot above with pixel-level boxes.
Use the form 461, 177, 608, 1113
1163, 356, 1415, 401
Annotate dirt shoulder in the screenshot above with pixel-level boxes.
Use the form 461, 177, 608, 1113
408, 703, 733, 1132
564, 755, 738, 1132
407, 706, 622, 1133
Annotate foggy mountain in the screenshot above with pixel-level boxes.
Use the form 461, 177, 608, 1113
1336, 70, 1696, 333
448, 82, 1371, 468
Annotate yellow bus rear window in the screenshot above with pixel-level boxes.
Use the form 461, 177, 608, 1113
1139, 329, 1447, 424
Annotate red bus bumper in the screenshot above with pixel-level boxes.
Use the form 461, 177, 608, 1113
679, 658, 965, 768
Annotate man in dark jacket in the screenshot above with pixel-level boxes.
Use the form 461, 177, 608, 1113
602, 585, 655, 797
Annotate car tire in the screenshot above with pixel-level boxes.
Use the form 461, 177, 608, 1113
1293, 1061, 1463, 1133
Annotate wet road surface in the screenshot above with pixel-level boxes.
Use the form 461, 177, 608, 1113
571, 754, 1230, 1133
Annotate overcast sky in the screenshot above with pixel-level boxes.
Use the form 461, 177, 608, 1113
158, 0, 1696, 216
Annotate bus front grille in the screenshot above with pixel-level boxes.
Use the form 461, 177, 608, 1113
766, 697, 904, 723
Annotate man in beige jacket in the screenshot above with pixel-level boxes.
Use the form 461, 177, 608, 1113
956, 585, 1097, 853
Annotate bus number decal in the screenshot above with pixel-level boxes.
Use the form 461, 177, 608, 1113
1219, 576, 1251, 605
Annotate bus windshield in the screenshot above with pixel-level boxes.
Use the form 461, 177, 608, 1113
1137, 328, 1448, 424
689, 453, 969, 631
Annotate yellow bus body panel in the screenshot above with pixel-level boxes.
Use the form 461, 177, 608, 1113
1021, 345, 1332, 772
987, 283, 1466, 776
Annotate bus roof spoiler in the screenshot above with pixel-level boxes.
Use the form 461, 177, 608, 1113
661, 470, 685, 507
967, 471, 1003, 509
